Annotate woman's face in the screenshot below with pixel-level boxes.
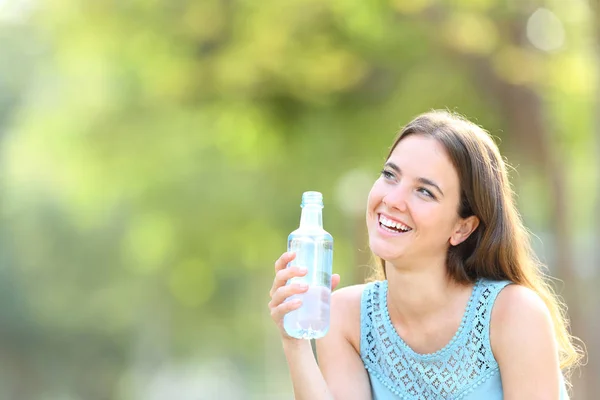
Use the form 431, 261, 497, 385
366, 134, 468, 266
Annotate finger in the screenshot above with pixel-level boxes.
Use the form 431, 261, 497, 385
331, 273, 341, 291
270, 298, 303, 321
269, 283, 309, 308
274, 252, 296, 273
269, 265, 307, 296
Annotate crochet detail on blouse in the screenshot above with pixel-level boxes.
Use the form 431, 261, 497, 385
360, 279, 511, 399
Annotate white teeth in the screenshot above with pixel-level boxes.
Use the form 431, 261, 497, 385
379, 215, 411, 231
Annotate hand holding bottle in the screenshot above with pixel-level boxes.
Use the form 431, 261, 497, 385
269, 251, 341, 341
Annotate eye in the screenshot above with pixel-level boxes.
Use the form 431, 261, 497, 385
417, 187, 435, 199
380, 169, 395, 180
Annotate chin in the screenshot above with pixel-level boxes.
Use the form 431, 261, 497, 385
368, 240, 403, 263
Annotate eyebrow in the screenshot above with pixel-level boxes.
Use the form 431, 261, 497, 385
384, 162, 445, 197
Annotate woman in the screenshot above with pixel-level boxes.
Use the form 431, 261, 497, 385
268, 110, 582, 399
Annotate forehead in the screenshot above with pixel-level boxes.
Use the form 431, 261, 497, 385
388, 135, 459, 188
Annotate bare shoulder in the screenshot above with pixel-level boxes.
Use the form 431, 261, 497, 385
331, 283, 368, 312
491, 283, 552, 337
315, 283, 374, 399
490, 283, 560, 397
330, 283, 369, 351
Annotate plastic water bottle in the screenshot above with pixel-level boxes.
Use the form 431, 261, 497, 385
283, 191, 334, 340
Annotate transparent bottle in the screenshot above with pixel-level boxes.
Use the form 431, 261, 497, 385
284, 191, 334, 340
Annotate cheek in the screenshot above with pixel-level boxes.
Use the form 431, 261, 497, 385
412, 202, 452, 228
421, 211, 458, 239
367, 181, 384, 210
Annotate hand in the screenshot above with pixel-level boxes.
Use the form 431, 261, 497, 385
268, 252, 341, 341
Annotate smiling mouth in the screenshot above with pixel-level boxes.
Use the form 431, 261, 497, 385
378, 214, 413, 233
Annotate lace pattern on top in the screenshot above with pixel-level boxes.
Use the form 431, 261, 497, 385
360, 279, 511, 399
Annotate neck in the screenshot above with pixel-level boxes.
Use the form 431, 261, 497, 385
385, 255, 469, 326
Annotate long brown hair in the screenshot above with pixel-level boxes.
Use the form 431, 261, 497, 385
370, 110, 583, 374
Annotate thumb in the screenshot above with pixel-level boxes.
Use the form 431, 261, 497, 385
331, 273, 341, 291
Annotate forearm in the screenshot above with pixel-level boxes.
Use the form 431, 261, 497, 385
282, 339, 333, 400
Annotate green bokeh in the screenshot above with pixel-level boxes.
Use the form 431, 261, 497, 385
0, 0, 597, 399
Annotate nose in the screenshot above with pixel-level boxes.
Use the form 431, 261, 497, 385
382, 183, 409, 212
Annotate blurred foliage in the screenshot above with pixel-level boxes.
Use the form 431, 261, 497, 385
0, 0, 596, 398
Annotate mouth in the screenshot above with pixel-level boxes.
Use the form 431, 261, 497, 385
378, 213, 413, 234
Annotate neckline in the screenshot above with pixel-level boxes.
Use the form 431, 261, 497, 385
380, 279, 481, 360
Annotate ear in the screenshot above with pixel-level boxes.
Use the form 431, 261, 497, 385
449, 215, 480, 246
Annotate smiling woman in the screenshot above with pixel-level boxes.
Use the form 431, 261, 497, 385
268, 110, 583, 400
366, 135, 475, 267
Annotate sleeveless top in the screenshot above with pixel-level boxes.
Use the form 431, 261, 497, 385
360, 279, 569, 400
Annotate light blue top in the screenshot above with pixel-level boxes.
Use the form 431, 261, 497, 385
360, 279, 569, 400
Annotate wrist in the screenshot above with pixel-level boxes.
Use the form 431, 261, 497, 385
281, 337, 312, 353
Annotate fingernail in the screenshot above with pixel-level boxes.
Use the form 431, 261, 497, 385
298, 283, 308, 289
298, 267, 307, 274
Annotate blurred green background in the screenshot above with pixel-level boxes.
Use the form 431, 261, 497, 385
0, 0, 598, 399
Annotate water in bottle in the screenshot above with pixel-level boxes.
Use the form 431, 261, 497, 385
283, 191, 333, 340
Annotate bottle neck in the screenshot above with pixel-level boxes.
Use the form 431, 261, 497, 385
299, 205, 323, 228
